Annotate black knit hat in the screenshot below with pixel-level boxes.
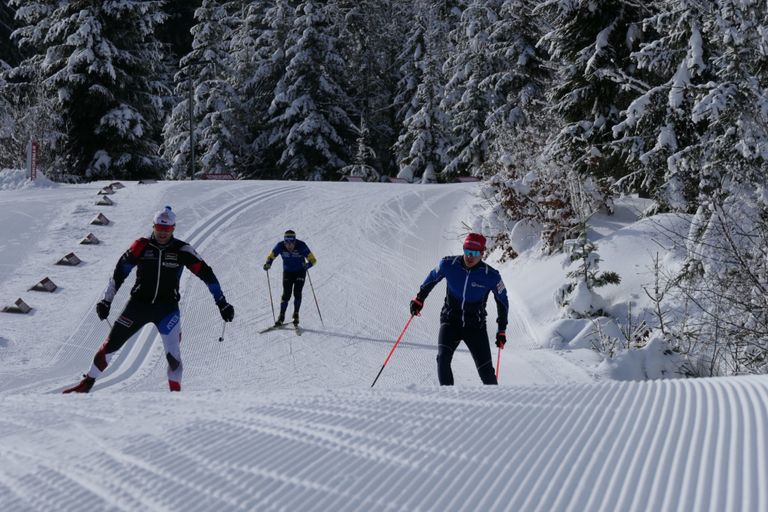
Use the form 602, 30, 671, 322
284, 229, 296, 241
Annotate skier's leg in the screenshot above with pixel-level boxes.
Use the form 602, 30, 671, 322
155, 306, 182, 391
436, 323, 461, 385
279, 272, 293, 320
464, 326, 497, 385
87, 301, 148, 379
292, 271, 305, 318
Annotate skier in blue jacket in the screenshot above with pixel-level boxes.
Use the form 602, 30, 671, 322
263, 229, 317, 326
410, 233, 509, 385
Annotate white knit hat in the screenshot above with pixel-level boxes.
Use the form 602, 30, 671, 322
153, 206, 176, 226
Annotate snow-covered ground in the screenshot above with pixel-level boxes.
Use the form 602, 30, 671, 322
1, 170, 766, 511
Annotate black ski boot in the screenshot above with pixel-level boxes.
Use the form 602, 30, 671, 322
63, 374, 95, 394
292, 313, 299, 326
275, 314, 285, 326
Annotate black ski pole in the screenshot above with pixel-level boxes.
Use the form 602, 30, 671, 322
266, 269, 276, 323
307, 269, 324, 326
371, 315, 414, 388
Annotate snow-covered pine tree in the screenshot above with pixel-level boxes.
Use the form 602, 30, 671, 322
163, 0, 241, 179
12, 1, 169, 180
0, 1, 20, 67
440, 0, 501, 179
267, 0, 353, 180
336, 0, 411, 178
651, 1, 768, 376
231, 0, 293, 178
556, 230, 620, 318
393, 6, 448, 183
484, 0, 548, 142
340, 115, 379, 181
612, 1, 716, 211
538, 0, 648, 185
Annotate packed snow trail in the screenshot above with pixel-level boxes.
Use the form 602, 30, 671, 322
2, 179, 768, 511
0, 180, 590, 394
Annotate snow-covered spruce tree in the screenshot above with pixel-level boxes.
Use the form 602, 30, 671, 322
162, 0, 241, 179
440, 0, 501, 179
612, 0, 716, 211
483, 0, 549, 149
393, 5, 428, 131
336, 0, 411, 178
267, 0, 353, 180
393, 9, 448, 183
12, 0, 168, 180
340, 115, 379, 181
651, 0, 768, 377
0, 2, 20, 68
537, 0, 649, 184
230, 0, 293, 178
555, 230, 620, 318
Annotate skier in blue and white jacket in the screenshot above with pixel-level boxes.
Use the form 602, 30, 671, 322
410, 232, 509, 385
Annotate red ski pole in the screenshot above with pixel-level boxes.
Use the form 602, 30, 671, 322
370, 315, 414, 388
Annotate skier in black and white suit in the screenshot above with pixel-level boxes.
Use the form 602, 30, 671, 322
63, 206, 234, 393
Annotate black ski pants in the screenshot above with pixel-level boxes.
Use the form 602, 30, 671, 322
90, 299, 182, 383
436, 321, 497, 385
280, 269, 306, 316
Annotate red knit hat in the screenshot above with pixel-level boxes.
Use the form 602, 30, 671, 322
463, 233, 486, 251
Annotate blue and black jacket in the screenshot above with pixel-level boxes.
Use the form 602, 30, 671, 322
265, 240, 317, 273
417, 255, 509, 330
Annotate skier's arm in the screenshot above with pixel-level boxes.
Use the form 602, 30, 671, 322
492, 275, 509, 332
301, 244, 317, 269
416, 258, 447, 302
180, 244, 226, 303
264, 242, 283, 266
102, 238, 145, 302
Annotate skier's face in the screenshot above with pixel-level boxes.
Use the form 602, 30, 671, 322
463, 249, 482, 268
153, 224, 174, 244
284, 239, 296, 250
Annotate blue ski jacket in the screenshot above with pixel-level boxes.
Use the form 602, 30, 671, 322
417, 255, 509, 330
265, 239, 317, 273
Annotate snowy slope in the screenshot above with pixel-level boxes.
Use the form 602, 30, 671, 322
1, 176, 767, 511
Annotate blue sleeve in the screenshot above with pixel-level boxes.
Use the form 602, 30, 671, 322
299, 241, 311, 257
492, 274, 509, 331
417, 259, 446, 301
272, 242, 283, 256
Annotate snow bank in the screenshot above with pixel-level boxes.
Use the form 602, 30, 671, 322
0, 168, 57, 190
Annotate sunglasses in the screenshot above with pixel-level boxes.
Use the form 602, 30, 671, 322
154, 224, 174, 233
284, 238, 296, 244
464, 249, 482, 257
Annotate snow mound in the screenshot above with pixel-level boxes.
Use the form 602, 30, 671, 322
0, 168, 57, 190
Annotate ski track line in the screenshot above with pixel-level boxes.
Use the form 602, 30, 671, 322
579, 381, 654, 512
40, 185, 298, 394
513, 383, 624, 512
0, 442, 168, 512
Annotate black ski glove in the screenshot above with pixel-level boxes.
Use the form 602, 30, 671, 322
96, 300, 111, 320
217, 300, 234, 322
495, 331, 506, 349
410, 297, 423, 316
263, 262, 271, 271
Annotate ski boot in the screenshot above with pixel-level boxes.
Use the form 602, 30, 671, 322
275, 314, 285, 326
63, 374, 95, 394
292, 313, 299, 326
